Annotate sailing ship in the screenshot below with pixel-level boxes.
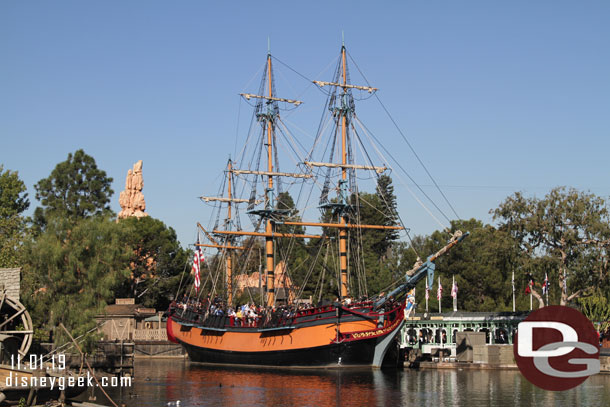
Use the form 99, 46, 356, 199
167, 43, 467, 367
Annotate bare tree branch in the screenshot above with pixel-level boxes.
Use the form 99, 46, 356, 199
531, 288, 546, 309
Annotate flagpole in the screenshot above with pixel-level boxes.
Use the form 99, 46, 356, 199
438, 276, 442, 314
452, 275, 457, 312
425, 281, 429, 313
544, 272, 549, 306
513, 271, 515, 312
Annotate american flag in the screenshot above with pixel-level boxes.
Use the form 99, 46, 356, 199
192, 246, 203, 292
425, 280, 430, 300
437, 277, 443, 300
451, 277, 458, 299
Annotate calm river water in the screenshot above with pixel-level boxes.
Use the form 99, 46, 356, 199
90, 359, 609, 407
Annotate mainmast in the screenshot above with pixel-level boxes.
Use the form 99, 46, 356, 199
264, 52, 276, 307
339, 45, 349, 299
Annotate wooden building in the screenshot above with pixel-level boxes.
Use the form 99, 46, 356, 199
96, 298, 167, 342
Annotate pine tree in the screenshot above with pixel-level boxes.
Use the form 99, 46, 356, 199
21, 215, 131, 350
376, 174, 399, 245
0, 165, 30, 267
34, 149, 113, 227
116, 216, 189, 310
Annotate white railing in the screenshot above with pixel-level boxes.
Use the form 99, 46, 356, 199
133, 329, 168, 341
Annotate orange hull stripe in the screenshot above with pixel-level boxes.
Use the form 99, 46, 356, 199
171, 319, 377, 352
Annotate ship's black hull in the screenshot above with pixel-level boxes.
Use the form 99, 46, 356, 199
179, 335, 394, 367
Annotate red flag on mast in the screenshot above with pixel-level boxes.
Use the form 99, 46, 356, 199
524, 273, 534, 294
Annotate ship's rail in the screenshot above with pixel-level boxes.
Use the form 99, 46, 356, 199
168, 299, 403, 331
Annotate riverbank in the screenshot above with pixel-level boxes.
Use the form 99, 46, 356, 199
404, 351, 610, 373
406, 360, 518, 370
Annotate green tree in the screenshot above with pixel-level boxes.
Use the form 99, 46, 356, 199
493, 187, 610, 305
0, 165, 29, 218
399, 219, 519, 312
34, 149, 114, 227
446, 219, 517, 311
298, 176, 402, 301
0, 165, 30, 267
347, 176, 401, 296
21, 215, 131, 350
117, 216, 189, 310
376, 174, 399, 246
578, 291, 610, 336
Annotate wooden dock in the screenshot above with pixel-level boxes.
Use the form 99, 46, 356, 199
40, 341, 135, 376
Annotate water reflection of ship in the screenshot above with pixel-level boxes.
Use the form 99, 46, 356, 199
105, 360, 610, 406
167, 43, 467, 368
164, 364, 397, 407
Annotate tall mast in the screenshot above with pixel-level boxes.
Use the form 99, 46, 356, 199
198, 159, 250, 306
311, 45, 384, 300
265, 53, 276, 307
339, 45, 349, 299
199, 53, 305, 307
226, 160, 233, 305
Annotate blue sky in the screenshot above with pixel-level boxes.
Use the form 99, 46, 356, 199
2, 1, 609, 247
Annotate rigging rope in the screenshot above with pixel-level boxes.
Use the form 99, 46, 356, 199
353, 115, 449, 229
347, 50, 461, 221
316, 243, 330, 304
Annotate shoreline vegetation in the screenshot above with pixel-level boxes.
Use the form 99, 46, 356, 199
1, 151, 609, 351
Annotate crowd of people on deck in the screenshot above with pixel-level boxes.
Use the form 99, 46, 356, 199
172, 293, 399, 328
175, 294, 318, 328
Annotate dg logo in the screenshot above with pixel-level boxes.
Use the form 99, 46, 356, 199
514, 305, 600, 391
